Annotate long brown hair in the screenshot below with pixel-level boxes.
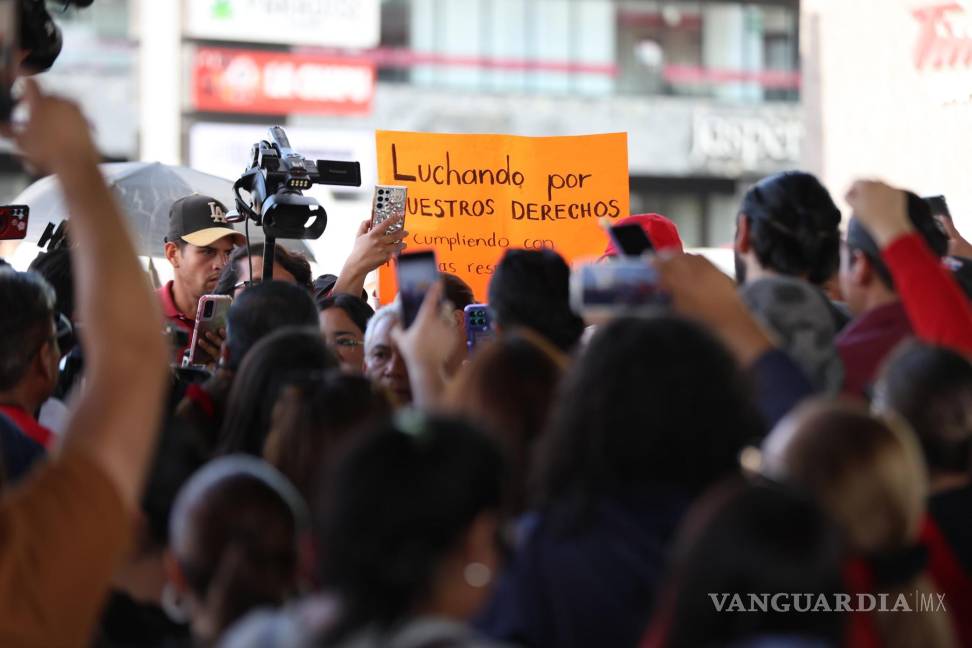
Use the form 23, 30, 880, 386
778, 400, 955, 648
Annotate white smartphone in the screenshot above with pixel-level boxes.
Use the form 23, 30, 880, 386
372, 185, 407, 233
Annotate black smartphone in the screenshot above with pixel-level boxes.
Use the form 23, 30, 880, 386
0, 204, 28, 240
924, 195, 951, 221
396, 250, 439, 329
0, 0, 16, 122
609, 223, 654, 256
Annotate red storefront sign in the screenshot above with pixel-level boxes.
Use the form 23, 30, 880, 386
913, 3, 972, 70
192, 47, 375, 115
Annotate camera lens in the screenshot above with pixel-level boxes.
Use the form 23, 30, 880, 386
378, 189, 385, 194
203, 300, 215, 318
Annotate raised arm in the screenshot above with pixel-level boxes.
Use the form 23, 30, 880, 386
13, 80, 169, 507
846, 180, 972, 356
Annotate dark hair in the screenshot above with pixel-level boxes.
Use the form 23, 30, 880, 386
215, 243, 313, 295
446, 334, 565, 513
740, 171, 841, 285
487, 249, 585, 352
264, 371, 391, 510
28, 247, 73, 320
317, 415, 505, 644
536, 316, 764, 523
224, 281, 320, 372
219, 327, 338, 455
442, 273, 475, 311
170, 457, 305, 641
847, 191, 949, 291
317, 293, 375, 336
0, 269, 56, 390
874, 341, 972, 475
657, 480, 844, 648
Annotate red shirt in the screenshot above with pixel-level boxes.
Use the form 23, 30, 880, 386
0, 405, 54, 449
836, 301, 912, 399
882, 232, 972, 357
157, 280, 194, 360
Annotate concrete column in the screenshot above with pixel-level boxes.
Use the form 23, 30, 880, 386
137, 0, 181, 163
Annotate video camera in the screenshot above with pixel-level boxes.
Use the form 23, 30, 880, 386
0, 0, 95, 119
21, 0, 96, 72
230, 126, 360, 281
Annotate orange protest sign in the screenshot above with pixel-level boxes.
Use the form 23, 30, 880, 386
375, 131, 629, 303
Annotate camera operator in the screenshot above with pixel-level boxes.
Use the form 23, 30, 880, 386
159, 196, 243, 359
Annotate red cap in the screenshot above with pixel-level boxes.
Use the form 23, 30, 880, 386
603, 213, 684, 257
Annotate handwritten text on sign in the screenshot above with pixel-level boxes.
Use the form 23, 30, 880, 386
375, 131, 630, 303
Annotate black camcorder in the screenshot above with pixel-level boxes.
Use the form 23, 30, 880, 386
0, 0, 95, 120
231, 126, 361, 240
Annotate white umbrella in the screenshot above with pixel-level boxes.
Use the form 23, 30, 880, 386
13, 161, 315, 260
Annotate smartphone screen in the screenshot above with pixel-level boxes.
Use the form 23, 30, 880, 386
0, 204, 28, 240
0, 0, 17, 122
609, 223, 655, 256
571, 260, 670, 318
397, 251, 438, 329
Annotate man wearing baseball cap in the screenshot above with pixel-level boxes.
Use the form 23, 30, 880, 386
159, 195, 243, 360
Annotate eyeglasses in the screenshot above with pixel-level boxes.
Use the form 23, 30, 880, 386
332, 338, 364, 349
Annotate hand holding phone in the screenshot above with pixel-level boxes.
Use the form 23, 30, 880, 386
187, 295, 233, 367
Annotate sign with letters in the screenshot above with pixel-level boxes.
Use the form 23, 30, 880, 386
185, 0, 380, 49
375, 130, 630, 303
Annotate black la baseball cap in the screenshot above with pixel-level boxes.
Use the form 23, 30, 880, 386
165, 194, 243, 247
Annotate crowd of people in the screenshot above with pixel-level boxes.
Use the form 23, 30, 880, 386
0, 82, 971, 648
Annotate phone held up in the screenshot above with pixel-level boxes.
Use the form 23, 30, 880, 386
608, 222, 655, 257
0, 204, 28, 240
185, 294, 233, 368
396, 250, 438, 329
373, 185, 407, 234
571, 258, 670, 323
464, 304, 494, 352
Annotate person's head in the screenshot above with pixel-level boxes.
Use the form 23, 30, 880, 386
488, 249, 585, 352
163, 195, 243, 301
215, 243, 313, 297
0, 269, 60, 406
841, 191, 948, 316
28, 246, 74, 322
537, 316, 764, 523
652, 480, 843, 648
223, 281, 319, 372
765, 400, 954, 648
263, 371, 391, 510
166, 456, 307, 644
734, 171, 842, 286
318, 294, 375, 374
218, 327, 338, 456
446, 333, 566, 514
317, 414, 506, 644
740, 276, 844, 394
601, 213, 685, 258
363, 305, 411, 406
441, 273, 476, 373
873, 342, 972, 487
